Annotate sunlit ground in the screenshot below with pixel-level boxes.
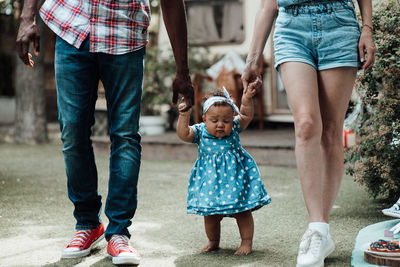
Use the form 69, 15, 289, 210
0, 143, 386, 266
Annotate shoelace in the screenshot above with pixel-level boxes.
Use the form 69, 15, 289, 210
298, 229, 313, 254
309, 232, 324, 256
68, 230, 92, 247
299, 229, 323, 256
110, 235, 132, 252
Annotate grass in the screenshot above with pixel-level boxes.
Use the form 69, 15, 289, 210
0, 143, 387, 266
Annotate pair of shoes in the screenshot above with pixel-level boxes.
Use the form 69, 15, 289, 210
61, 223, 105, 258
382, 202, 400, 218
296, 229, 335, 267
107, 234, 141, 265
61, 224, 140, 265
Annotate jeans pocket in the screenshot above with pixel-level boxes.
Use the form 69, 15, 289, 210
331, 8, 359, 27
275, 11, 293, 27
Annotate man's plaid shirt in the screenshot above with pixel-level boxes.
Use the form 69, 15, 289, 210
39, 0, 150, 55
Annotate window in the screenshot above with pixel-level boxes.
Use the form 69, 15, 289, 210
185, 0, 244, 45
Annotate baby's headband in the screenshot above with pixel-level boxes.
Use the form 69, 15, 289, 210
203, 87, 241, 116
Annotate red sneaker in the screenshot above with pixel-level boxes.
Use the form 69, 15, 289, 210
61, 223, 105, 258
107, 235, 141, 265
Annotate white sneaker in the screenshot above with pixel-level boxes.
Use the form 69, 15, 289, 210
382, 202, 400, 218
296, 229, 335, 267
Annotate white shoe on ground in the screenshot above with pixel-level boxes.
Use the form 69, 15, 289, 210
296, 229, 335, 267
382, 202, 400, 218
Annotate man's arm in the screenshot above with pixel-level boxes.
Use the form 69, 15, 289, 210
16, 0, 42, 67
160, 0, 194, 111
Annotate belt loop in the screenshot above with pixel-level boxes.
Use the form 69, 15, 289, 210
327, 5, 332, 13
294, 6, 298, 16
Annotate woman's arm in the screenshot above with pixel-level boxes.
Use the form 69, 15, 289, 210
242, 0, 278, 89
237, 77, 262, 130
176, 103, 195, 143
357, 0, 376, 71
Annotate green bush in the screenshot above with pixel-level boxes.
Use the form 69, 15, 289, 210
346, 1, 400, 201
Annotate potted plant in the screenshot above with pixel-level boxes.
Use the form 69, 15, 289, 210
140, 47, 176, 135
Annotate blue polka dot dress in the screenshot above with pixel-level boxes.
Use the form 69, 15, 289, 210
187, 118, 271, 216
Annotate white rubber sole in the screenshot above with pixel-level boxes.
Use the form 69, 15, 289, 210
108, 254, 140, 265
296, 261, 324, 267
382, 210, 400, 218
61, 234, 105, 259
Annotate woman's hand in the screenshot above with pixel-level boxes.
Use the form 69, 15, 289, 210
241, 55, 262, 91
358, 26, 376, 71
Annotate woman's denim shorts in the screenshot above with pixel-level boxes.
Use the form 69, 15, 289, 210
273, 0, 361, 70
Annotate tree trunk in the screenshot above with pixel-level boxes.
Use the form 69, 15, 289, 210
14, 18, 48, 144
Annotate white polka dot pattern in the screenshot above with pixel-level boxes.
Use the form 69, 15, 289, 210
187, 118, 271, 216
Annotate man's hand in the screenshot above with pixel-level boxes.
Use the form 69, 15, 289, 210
16, 17, 40, 67
172, 74, 194, 112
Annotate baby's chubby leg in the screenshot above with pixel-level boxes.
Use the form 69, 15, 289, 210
203, 215, 223, 252
232, 210, 254, 255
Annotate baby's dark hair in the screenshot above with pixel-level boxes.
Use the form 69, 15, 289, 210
203, 89, 230, 108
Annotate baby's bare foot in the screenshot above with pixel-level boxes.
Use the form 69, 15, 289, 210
202, 240, 219, 252
234, 239, 252, 255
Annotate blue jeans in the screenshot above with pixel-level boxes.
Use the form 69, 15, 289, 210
55, 36, 145, 240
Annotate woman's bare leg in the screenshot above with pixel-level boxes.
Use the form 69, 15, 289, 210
279, 62, 325, 222
233, 211, 254, 255
318, 67, 357, 222
203, 215, 223, 252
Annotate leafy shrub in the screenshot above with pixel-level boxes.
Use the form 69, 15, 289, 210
345, 0, 400, 201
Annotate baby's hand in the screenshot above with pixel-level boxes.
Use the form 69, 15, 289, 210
243, 76, 262, 98
178, 97, 192, 115
28, 53, 34, 68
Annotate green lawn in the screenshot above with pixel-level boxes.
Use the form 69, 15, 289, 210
0, 143, 386, 266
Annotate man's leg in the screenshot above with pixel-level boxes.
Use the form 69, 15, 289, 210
55, 36, 102, 229
99, 47, 146, 240
99, 47, 145, 265
55, 36, 104, 258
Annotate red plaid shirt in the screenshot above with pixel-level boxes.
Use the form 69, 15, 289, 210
39, 0, 150, 55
